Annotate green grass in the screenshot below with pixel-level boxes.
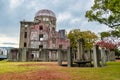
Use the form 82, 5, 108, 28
60, 62, 120, 80
0, 60, 120, 80
0, 60, 48, 74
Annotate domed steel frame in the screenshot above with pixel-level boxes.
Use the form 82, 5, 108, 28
35, 9, 56, 18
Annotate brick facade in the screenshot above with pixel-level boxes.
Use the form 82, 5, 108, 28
11, 9, 70, 61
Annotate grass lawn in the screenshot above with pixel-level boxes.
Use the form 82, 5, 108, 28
0, 60, 120, 80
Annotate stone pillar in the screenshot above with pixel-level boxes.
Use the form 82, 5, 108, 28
107, 49, 110, 61
46, 51, 49, 61
49, 51, 52, 61
7, 51, 12, 61
58, 48, 62, 66
18, 49, 22, 61
21, 48, 27, 62
39, 50, 41, 60
110, 51, 115, 61
16, 52, 19, 61
80, 42, 84, 60
101, 47, 106, 67
67, 47, 72, 67
43, 49, 47, 62
77, 42, 80, 60
77, 40, 84, 61
93, 45, 100, 67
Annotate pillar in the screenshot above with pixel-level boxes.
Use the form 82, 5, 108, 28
7, 51, 12, 61
43, 49, 47, 62
77, 41, 80, 60
101, 47, 106, 67
67, 47, 72, 67
77, 41, 84, 61
93, 45, 100, 67
58, 48, 62, 66
21, 48, 27, 62
110, 51, 115, 61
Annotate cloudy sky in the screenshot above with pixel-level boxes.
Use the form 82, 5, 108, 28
0, 0, 111, 48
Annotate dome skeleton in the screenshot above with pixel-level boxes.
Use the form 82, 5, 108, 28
35, 9, 56, 18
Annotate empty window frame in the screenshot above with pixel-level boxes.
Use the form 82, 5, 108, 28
24, 42, 27, 47
39, 45, 43, 49
39, 34, 43, 41
24, 32, 27, 38
39, 25, 43, 30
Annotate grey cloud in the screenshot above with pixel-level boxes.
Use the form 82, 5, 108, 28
0, 0, 110, 39
1, 42, 18, 45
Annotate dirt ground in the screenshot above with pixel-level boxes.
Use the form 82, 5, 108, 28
116, 60, 120, 62
0, 70, 71, 80
0, 61, 119, 80
0, 62, 71, 80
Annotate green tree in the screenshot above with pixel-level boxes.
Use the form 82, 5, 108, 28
67, 29, 82, 50
98, 27, 120, 50
85, 0, 120, 28
82, 31, 98, 49
100, 32, 110, 39
111, 26, 120, 37
114, 48, 120, 58
67, 29, 98, 51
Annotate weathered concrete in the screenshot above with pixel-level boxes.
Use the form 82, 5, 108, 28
109, 51, 115, 61
77, 42, 80, 60
8, 52, 13, 61
101, 47, 106, 67
93, 45, 100, 67
21, 48, 27, 62
106, 50, 115, 61
43, 49, 48, 62
19, 9, 70, 62
77, 39, 84, 61
58, 48, 62, 66
67, 47, 72, 67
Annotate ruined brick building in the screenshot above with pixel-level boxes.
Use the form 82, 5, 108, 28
9, 9, 70, 61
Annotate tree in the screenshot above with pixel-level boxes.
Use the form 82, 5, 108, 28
97, 27, 120, 52
99, 30, 120, 48
85, 0, 120, 28
114, 48, 120, 58
100, 32, 110, 39
82, 31, 98, 49
101, 26, 120, 42
111, 26, 120, 37
96, 41, 116, 50
67, 29, 82, 51
67, 29, 98, 51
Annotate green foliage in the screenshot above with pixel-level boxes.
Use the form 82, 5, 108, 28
114, 48, 120, 57
82, 31, 98, 49
67, 29, 81, 50
67, 29, 98, 50
100, 26, 120, 38
85, 0, 120, 28
111, 26, 120, 37
100, 32, 110, 39
99, 26, 120, 50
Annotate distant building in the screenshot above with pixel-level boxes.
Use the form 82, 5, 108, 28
10, 9, 70, 61
0, 47, 13, 60
0, 48, 7, 60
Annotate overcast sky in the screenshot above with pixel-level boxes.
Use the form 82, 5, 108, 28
0, 0, 111, 48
